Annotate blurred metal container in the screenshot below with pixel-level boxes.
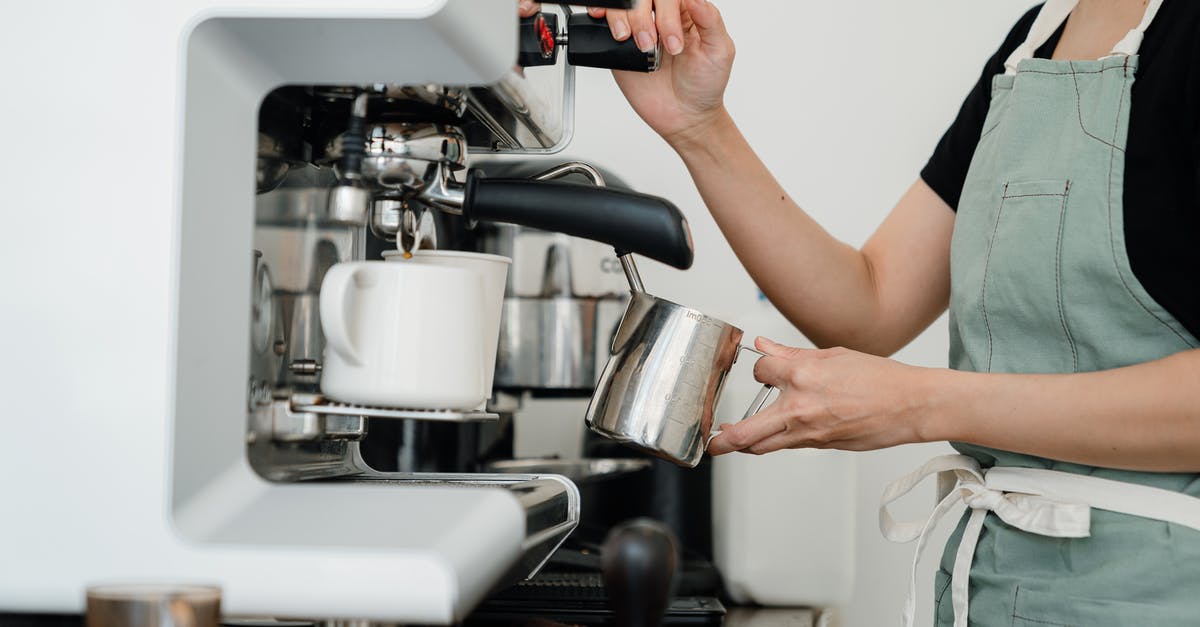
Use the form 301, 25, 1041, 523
87, 585, 221, 627
254, 187, 361, 390
480, 222, 627, 395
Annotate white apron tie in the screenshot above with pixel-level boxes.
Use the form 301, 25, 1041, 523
880, 454, 1200, 627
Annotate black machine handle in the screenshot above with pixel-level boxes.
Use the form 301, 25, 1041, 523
463, 171, 694, 270
543, 0, 636, 7
601, 519, 678, 627
518, 13, 561, 68
519, 13, 660, 73
567, 14, 660, 72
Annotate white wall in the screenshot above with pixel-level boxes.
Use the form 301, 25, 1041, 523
516, 1, 1036, 626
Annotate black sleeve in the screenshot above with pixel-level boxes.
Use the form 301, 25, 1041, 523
920, 6, 1042, 211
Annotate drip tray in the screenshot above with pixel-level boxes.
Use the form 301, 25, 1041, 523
470, 571, 725, 626
295, 398, 500, 422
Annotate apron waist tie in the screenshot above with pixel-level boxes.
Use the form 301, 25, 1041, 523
879, 454, 1200, 627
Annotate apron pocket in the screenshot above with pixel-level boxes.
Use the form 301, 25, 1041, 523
980, 179, 1076, 373
1011, 585, 1191, 627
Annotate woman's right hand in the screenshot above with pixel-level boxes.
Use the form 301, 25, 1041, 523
521, 0, 735, 148
601, 0, 736, 147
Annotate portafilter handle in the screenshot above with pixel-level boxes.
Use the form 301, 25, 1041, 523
461, 169, 694, 273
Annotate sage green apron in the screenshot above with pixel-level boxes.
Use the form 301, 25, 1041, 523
934, 0, 1200, 624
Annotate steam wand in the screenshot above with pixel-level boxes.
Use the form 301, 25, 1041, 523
416, 161, 647, 291
327, 90, 373, 225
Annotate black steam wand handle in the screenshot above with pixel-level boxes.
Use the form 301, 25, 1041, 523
461, 170, 694, 271
601, 519, 679, 627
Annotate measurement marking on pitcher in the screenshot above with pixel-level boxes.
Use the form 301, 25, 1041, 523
685, 310, 723, 329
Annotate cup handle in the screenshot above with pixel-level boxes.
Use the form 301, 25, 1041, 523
318, 263, 363, 367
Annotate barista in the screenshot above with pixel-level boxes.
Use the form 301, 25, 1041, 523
521, 0, 1200, 625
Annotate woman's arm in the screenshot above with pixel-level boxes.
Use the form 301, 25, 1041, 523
672, 114, 954, 356
933, 349, 1200, 472
711, 339, 1200, 473
527, 0, 956, 355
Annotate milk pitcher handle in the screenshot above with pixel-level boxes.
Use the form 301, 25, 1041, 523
742, 383, 776, 420
705, 346, 777, 448
736, 345, 776, 420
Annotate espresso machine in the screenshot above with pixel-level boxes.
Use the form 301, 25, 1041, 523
0, 0, 714, 624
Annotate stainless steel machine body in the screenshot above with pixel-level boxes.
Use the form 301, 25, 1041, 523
241, 9, 596, 596
240, 7, 680, 604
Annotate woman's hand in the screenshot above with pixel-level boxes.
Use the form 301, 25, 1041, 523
708, 338, 938, 456
518, 0, 735, 147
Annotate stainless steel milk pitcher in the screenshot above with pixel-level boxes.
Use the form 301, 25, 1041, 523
584, 289, 774, 468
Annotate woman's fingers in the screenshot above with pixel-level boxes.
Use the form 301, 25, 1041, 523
588, 6, 607, 18
683, 0, 731, 51
708, 407, 787, 456
752, 355, 796, 389
653, 0, 685, 55
625, 0, 658, 52
606, 9, 632, 41
518, 0, 541, 18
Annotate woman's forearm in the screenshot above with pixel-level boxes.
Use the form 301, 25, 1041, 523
670, 111, 879, 349
925, 349, 1200, 472
669, 110, 952, 355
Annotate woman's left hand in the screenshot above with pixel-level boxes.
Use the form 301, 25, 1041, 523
708, 337, 938, 456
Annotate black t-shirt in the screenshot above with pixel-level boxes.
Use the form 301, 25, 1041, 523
921, 2, 1200, 340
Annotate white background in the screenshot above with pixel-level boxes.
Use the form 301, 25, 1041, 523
516, 1, 1037, 625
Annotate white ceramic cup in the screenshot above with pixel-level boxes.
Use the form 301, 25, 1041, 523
318, 260, 488, 410
385, 250, 512, 404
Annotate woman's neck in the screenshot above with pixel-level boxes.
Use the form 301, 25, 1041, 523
1053, 0, 1150, 61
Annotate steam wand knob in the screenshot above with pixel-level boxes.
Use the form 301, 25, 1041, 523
519, 12, 660, 73
601, 519, 679, 627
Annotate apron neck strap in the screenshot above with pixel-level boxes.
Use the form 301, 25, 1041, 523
1004, 0, 1165, 75
1109, 0, 1164, 58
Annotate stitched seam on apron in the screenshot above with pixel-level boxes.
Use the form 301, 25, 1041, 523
1069, 62, 1126, 153
1001, 193, 1066, 199
981, 186, 1010, 373
934, 570, 953, 605
1012, 615, 1074, 627
1018, 66, 1125, 76
1011, 585, 1019, 627
1102, 75, 1195, 346
980, 89, 1006, 140
1011, 586, 1076, 627
980, 120, 1002, 141
1053, 182, 1079, 372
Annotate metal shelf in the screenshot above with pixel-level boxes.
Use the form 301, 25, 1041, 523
293, 396, 499, 423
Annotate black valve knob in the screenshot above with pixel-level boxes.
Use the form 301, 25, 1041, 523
518, 13, 560, 68
541, 0, 636, 7
601, 519, 678, 627
518, 13, 660, 73
566, 14, 660, 73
